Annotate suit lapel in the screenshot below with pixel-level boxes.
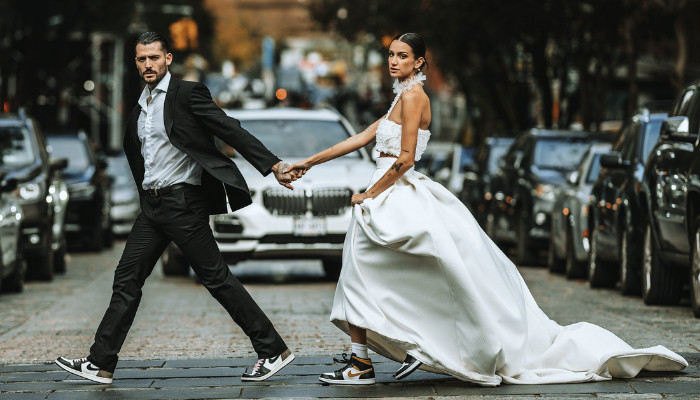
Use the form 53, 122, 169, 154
164, 76, 178, 136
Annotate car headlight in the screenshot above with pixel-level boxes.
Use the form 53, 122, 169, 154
19, 182, 44, 201
69, 182, 96, 198
533, 183, 556, 201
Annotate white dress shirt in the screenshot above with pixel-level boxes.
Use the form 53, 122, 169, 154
137, 72, 202, 190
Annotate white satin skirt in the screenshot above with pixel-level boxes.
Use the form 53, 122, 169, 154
329, 157, 687, 386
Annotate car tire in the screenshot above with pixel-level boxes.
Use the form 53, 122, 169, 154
3, 253, 25, 293
54, 237, 67, 273
322, 258, 342, 280
619, 226, 641, 296
161, 245, 190, 276
588, 226, 616, 288
26, 230, 55, 281
565, 227, 587, 279
547, 231, 565, 273
691, 220, 700, 318
642, 220, 683, 305
516, 214, 535, 266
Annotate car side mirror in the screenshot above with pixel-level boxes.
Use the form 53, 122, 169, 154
600, 152, 631, 169
567, 171, 579, 185
660, 116, 696, 143
50, 157, 68, 172
0, 177, 18, 193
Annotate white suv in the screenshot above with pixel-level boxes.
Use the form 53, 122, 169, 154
160, 108, 376, 279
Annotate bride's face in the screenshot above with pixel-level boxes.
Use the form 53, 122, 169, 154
388, 40, 423, 80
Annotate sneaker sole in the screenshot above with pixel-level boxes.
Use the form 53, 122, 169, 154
318, 375, 376, 385
394, 360, 422, 380
54, 360, 113, 384
241, 353, 296, 382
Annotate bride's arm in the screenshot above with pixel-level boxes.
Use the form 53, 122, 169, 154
285, 116, 384, 176
353, 92, 424, 204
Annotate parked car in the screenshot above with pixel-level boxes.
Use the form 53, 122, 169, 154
47, 132, 113, 251
639, 83, 700, 310
548, 142, 611, 278
460, 136, 514, 229
587, 111, 666, 291
160, 108, 376, 279
415, 141, 473, 194
488, 129, 593, 264
0, 175, 24, 293
106, 152, 139, 236
0, 110, 67, 281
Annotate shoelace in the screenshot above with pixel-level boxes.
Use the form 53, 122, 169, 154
74, 357, 88, 365
251, 358, 264, 372
333, 353, 351, 364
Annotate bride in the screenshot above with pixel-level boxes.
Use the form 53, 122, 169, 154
286, 32, 687, 386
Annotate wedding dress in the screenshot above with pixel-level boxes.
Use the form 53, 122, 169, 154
328, 72, 687, 386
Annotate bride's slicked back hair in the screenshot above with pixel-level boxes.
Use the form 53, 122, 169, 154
393, 32, 429, 71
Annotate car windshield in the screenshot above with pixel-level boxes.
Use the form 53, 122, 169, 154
486, 144, 510, 173
236, 119, 360, 158
586, 153, 604, 183
641, 120, 663, 164
48, 137, 91, 174
0, 126, 36, 168
534, 139, 590, 171
107, 156, 134, 186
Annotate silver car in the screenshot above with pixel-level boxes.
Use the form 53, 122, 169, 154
548, 142, 612, 279
106, 152, 140, 237
160, 108, 376, 279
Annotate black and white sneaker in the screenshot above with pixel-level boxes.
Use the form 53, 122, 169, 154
393, 354, 422, 380
241, 349, 295, 381
319, 353, 376, 385
55, 356, 113, 384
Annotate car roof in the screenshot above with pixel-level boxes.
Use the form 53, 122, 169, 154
223, 107, 342, 121
0, 114, 24, 127
527, 128, 592, 138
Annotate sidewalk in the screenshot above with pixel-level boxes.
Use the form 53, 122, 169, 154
1, 353, 698, 399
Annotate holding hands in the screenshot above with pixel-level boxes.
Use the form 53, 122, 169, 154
271, 161, 299, 190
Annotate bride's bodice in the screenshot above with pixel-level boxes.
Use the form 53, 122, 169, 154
375, 119, 431, 161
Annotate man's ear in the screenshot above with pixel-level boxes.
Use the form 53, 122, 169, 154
166, 53, 173, 66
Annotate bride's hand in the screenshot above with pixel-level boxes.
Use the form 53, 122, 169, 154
351, 193, 369, 205
284, 160, 312, 178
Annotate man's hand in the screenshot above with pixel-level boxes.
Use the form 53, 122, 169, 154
271, 161, 297, 190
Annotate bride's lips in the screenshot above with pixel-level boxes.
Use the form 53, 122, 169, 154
390, 68, 398, 73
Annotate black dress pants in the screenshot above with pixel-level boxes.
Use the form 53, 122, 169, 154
88, 184, 287, 372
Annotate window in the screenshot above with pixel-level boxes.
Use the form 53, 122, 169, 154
533, 139, 590, 171
641, 120, 663, 164
0, 126, 36, 168
47, 137, 91, 174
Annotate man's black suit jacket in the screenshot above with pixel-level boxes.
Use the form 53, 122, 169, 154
123, 76, 280, 214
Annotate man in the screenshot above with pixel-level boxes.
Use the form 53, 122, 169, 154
56, 32, 296, 384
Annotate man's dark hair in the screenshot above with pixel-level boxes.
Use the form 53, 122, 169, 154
135, 32, 170, 54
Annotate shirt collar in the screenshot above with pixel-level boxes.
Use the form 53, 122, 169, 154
138, 72, 171, 108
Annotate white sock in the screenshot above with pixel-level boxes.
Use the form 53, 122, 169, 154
351, 343, 368, 359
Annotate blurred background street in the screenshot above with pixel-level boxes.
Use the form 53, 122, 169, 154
2, 1, 700, 397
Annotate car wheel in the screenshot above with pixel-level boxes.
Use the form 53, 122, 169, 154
516, 215, 535, 266
642, 220, 683, 305
322, 258, 342, 280
161, 245, 190, 276
565, 227, 586, 279
3, 252, 26, 293
54, 236, 67, 273
588, 226, 616, 288
619, 226, 641, 296
691, 221, 700, 318
26, 230, 55, 281
547, 230, 565, 273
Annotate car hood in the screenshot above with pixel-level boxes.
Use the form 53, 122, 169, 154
61, 167, 95, 186
235, 157, 376, 192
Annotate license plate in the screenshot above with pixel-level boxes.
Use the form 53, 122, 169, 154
293, 217, 326, 236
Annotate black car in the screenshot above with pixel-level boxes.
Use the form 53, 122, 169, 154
587, 111, 666, 292
488, 129, 593, 264
459, 136, 514, 229
47, 132, 113, 251
0, 175, 24, 293
0, 110, 67, 281
639, 82, 699, 311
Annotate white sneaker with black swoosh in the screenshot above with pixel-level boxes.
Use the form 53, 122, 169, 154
241, 349, 295, 381
55, 356, 113, 384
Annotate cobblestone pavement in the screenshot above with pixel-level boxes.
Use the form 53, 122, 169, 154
0, 241, 699, 399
